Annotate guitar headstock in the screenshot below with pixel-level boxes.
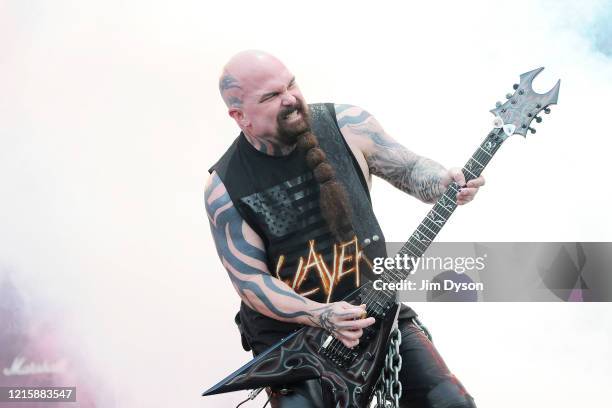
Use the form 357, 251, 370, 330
490, 67, 560, 139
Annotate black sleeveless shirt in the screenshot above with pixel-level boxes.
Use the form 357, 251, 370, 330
210, 103, 414, 354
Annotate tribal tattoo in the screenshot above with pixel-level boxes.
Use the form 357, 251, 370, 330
219, 73, 244, 108
205, 172, 313, 321
336, 104, 448, 203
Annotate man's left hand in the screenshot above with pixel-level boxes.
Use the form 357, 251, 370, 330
445, 167, 485, 205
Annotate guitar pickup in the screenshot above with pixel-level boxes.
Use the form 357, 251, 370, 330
320, 335, 333, 350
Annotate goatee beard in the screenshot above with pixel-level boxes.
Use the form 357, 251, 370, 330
276, 99, 311, 145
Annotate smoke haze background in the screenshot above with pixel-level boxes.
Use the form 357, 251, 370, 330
1, 0, 611, 406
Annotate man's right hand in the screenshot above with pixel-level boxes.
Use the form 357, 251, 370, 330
309, 301, 376, 348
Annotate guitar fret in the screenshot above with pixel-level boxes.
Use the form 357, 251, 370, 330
417, 224, 435, 240
473, 156, 489, 168
425, 215, 443, 229
400, 243, 421, 259
399, 243, 418, 257
478, 146, 492, 157
439, 194, 457, 212
443, 191, 457, 202
430, 209, 447, 222
465, 157, 486, 178
409, 236, 428, 251
463, 167, 477, 178
422, 218, 442, 234
471, 156, 485, 167
405, 247, 420, 258
435, 203, 452, 215
410, 237, 428, 250
421, 213, 440, 234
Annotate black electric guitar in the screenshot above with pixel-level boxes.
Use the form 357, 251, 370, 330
202, 68, 561, 407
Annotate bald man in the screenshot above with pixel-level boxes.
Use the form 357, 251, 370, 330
205, 50, 481, 407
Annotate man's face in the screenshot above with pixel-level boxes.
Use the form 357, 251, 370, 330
237, 68, 310, 145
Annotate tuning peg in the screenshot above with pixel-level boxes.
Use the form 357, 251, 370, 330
535, 116, 542, 123
505, 93, 512, 99
528, 127, 536, 134
513, 84, 519, 90
544, 107, 551, 114
495, 101, 502, 107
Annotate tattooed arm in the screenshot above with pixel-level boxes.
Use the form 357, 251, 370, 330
336, 104, 485, 204
205, 171, 375, 347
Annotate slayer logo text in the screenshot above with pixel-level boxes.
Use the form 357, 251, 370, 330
275, 236, 371, 302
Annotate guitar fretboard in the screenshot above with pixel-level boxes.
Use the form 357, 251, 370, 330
379, 127, 506, 289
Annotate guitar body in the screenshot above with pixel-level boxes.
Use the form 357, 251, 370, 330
203, 282, 400, 408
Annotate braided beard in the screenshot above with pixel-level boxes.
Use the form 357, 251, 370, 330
274, 100, 355, 241
296, 131, 355, 242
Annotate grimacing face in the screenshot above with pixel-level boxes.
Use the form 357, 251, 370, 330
231, 68, 310, 145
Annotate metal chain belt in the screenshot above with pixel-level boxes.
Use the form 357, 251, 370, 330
373, 317, 433, 407
374, 327, 402, 408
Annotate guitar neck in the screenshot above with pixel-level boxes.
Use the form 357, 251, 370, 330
381, 127, 506, 284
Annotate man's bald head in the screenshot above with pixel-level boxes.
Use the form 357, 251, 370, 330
218, 50, 288, 108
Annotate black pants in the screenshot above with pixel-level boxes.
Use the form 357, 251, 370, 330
267, 316, 476, 408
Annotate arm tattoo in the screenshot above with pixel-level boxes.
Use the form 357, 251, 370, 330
336, 104, 447, 203
205, 173, 310, 321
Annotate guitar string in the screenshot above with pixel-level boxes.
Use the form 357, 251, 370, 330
324, 130, 504, 358
325, 181, 483, 356
325, 179, 475, 356
325, 188, 476, 357
324, 185, 462, 357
